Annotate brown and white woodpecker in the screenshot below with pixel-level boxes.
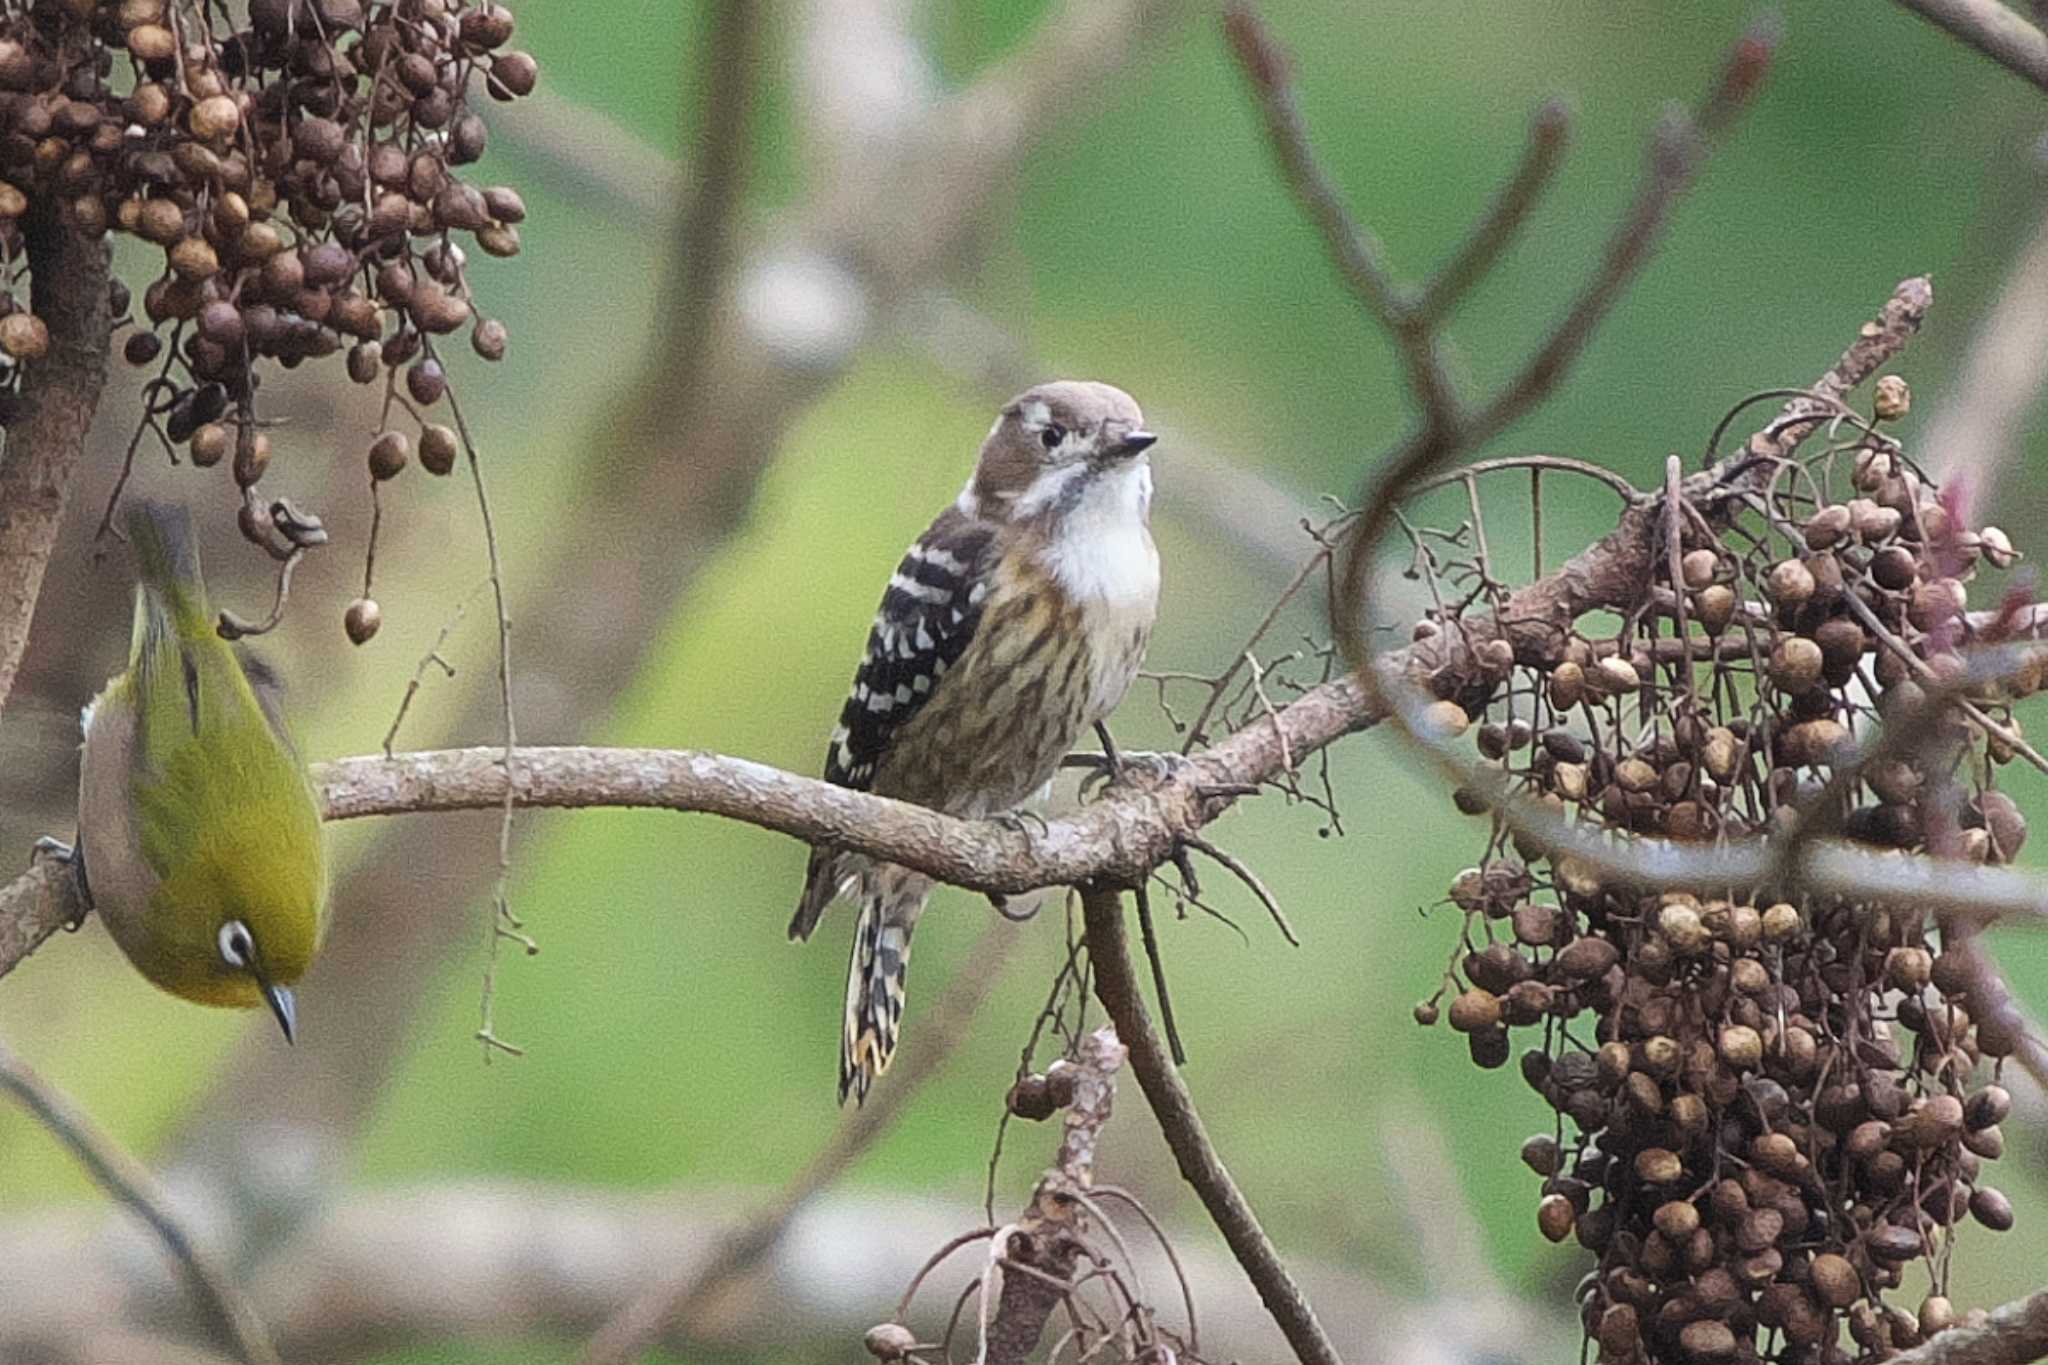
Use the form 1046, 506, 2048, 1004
791, 380, 1161, 1104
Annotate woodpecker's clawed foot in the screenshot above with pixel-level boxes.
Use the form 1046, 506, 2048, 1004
992, 808, 1052, 840
987, 815, 1050, 923
986, 890, 1046, 922
1075, 747, 1191, 799
31, 836, 91, 929
1123, 749, 1191, 781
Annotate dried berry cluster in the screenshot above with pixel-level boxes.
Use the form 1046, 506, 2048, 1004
1413, 378, 2034, 1363
0, 0, 533, 635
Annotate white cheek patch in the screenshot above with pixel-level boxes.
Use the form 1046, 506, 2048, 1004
1010, 460, 1086, 520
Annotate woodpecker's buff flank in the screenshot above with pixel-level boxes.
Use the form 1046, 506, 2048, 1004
792, 381, 1161, 1103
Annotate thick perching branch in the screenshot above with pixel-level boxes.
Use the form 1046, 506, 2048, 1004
0, 278, 1953, 998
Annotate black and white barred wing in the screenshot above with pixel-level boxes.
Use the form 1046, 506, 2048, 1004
788, 508, 994, 939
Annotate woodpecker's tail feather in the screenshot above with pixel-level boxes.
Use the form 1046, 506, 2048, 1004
840, 892, 915, 1106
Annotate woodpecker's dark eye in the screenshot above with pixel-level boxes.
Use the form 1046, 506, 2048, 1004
1040, 423, 1065, 450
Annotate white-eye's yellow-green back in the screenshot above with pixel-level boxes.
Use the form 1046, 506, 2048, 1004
75, 501, 327, 1039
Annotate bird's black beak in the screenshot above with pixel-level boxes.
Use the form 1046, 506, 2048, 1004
261, 982, 297, 1044
1115, 431, 1158, 458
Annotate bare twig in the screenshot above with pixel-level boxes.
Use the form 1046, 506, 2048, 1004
0, 1035, 280, 1365
1337, 278, 1933, 900
1222, 4, 1455, 431
1405, 451, 1640, 504
1079, 885, 1339, 1365
433, 363, 526, 1059
214, 547, 307, 640
1180, 833, 1298, 946
1245, 7, 1771, 684
1131, 882, 1187, 1066
1896, 0, 2048, 94
896, 1227, 999, 1327
0, 279, 1951, 994
1089, 1186, 1200, 1353
1412, 98, 1572, 327
576, 914, 1018, 1365
1461, 22, 1773, 448
1180, 520, 1343, 753
380, 579, 487, 757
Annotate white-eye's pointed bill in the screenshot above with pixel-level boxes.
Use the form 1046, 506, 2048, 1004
263, 983, 296, 1044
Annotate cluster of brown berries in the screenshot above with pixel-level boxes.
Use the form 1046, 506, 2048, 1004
0, 0, 533, 635
1413, 379, 2035, 1363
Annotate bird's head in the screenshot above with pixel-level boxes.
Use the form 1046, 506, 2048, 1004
963, 381, 1156, 528
176, 829, 325, 1042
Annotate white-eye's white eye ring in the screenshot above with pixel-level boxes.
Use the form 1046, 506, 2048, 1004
218, 920, 253, 968
1040, 423, 1065, 450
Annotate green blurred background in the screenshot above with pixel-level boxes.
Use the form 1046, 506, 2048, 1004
3, 1, 2047, 1361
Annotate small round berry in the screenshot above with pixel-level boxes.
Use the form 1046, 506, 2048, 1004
344, 597, 383, 645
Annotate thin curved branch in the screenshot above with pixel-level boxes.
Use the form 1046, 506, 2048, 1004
0, 1034, 280, 1365
1412, 98, 1572, 328
1464, 19, 1774, 450
1222, 4, 1456, 429
1078, 884, 1340, 1365
1895, 0, 2048, 94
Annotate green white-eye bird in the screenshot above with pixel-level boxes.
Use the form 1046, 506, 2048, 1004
42, 500, 327, 1040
